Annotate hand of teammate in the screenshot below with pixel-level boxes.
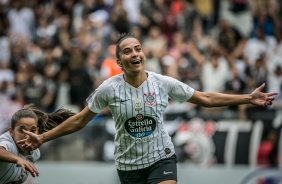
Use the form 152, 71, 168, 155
250, 83, 278, 106
16, 130, 43, 151
16, 157, 39, 177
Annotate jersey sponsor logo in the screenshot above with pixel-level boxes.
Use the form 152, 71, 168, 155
143, 91, 156, 106
124, 114, 156, 138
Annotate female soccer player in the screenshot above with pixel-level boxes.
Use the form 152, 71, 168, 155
18, 33, 277, 184
0, 104, 75, 184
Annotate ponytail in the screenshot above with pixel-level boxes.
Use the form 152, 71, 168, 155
22, 104, 76, 134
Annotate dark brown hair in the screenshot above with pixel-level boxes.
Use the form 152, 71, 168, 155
11, 104, 76, 134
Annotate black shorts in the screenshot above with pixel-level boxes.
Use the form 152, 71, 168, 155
117, 155, 177, 184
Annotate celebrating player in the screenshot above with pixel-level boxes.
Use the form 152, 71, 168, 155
0, 104, 75, 184
18, 33, 277, 184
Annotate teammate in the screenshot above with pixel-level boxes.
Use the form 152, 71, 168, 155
0, 104, 75, 184
18, 33, 277, 184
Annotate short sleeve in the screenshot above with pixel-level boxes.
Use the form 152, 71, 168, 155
0, 140, 17, 154
163, 75, 195, 103
27, 149, 41, 163
86, 82, 109, 113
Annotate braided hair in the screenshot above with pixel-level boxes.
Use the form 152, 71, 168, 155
11, 104, 76, 134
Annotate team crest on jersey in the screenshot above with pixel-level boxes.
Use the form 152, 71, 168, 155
124, 114, 156, 138
143, 91, 156, 106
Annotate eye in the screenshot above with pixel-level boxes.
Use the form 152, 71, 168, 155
124, 51, 130, 54
136, 47, 142, 51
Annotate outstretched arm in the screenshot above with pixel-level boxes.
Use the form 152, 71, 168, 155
0, 147, 39, 177
188, 83, 278, 107
18, 106, 97, 150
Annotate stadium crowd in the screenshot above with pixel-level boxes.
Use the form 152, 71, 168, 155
0, 0, 281, 164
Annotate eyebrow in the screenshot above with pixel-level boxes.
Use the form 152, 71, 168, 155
19, 125, 37, 129
122, 45, 141, 51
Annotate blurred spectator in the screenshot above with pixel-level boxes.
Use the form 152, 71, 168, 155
0, 62, 14, 89
123, 0, 141, 25
100, 44, 122, 80
177, 0, 201, 40
161, 55, 178, 78
35, 15, 57, 49
0, 54, 23, 134
245, 55, 268, 91
200, 49, 230, 116
7, 0, 36, 43
193, 0, 215, 35
143, 25, 167, 74
17, 61, 56, 112
224, 65, 247, 119
109, 1, 130, 34
157, 0, 179, 46
243, 26, 276, 67
201, 50, 229, 93
0, 81, 22, 134
267, 64, 282, 109
210, 17, 245, 60
220, 0, 253, 38
168, 31, 189, 61
249, 0, 280, 38
143, 25, 167, 59
54, 14, 72, 51
0, 25, 10, 64
257, 129, 278, 167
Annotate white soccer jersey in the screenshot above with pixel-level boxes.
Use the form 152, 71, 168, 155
87, 71, 194, 171
0, 132, 40, 184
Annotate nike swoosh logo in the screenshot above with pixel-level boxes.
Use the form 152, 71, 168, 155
163, 171, 173, 175
120, 99, 130, 103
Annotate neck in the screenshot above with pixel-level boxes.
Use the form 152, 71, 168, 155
124, 71, 147, 88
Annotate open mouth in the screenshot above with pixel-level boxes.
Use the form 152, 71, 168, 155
131, 60, 141, 64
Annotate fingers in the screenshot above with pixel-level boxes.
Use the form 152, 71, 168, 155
257, 83, 265, 91
16, 137, 28, 144
17, 162, 39, 177
267, 92, 279, 97
22, 142, 36, 151
25, 163, 39, 177
23, 129, 34, 135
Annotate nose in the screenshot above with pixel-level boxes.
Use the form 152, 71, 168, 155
131, 50, 138, 58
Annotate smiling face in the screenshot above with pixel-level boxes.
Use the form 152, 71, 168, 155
116, 37, 146, 76
9, 117, 38, 155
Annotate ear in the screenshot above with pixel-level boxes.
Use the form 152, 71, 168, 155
8, 127, 13, 134
116, 59, 122, 68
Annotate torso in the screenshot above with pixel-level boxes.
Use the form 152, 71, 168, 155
87, 71, 194, 170
0, 132, 40, 184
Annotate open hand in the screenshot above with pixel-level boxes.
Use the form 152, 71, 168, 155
16, 157, 39, 177
17, 130, 44, 151
250, 83, 278, 106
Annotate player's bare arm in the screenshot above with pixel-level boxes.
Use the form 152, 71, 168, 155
0, 146, 39, 177
17, 106, 97, 150
189, 83, 277, 107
